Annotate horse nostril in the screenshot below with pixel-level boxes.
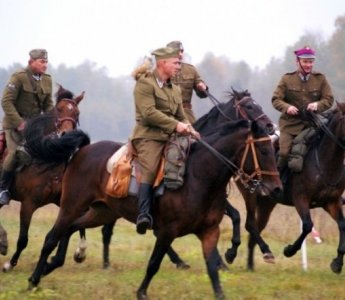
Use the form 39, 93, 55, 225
266, 124, 275, 135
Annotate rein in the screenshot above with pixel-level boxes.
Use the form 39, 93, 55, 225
205, 90, 267, 123
194, 129, 279, 193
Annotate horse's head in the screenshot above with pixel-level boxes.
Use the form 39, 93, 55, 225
234, 121, 282, 199
229, 88, 275, 135
54, 85, 84, 134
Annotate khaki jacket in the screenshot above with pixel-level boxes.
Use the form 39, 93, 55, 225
131, 70, 188, 141
1, 67, 53, 129
272, 71, 334, 135
171, 63, 207, 104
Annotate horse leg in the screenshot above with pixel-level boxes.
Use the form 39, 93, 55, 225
101, 221, 116, 269
3, 204, 34, 272
137, 235, 174, 300
28, 225, 64, 288
283, 203, 313, 257
166, 245, 191, 269
241, 191, 275, 265
73, 228, 87, 263
324, 202, 345, 274
224, 199, 241, 264
199, 226, 225, 300
0, 221, 8, 256
247, 198, 276, 271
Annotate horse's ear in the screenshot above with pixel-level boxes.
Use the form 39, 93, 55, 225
74, 91, 85, 104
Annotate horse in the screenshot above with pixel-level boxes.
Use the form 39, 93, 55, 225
100, 88, 276, 269
25, 118, 282, 299
247, 102, 345, 273
0, 222, 7, 256
0, 85, 87, 272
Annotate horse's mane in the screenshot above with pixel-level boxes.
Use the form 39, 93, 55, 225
55, 84, 74, 102
193, 89, 251, 130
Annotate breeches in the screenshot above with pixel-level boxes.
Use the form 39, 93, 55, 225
3, 129, 23, 171
278, 131, 296, 158
132, 139, 165, 184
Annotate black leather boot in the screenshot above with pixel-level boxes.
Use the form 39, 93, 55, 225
0, 171, 14, 205
136, 183, 153, 235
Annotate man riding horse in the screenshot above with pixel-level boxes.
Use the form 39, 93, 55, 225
272, 45, 334, 175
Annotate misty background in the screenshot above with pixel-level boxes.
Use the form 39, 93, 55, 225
1, 14, 344, 142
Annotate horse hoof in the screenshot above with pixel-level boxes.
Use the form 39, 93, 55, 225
27, 277, 39, 291
225, 249, 237, 264
263, 252, 275, 264
103, 262, 110, 269
330, 259, 343, 274
136, 290, 148, 300
283, 245, 295, 257
176, 261, 190, 270
73, 252, 86, 263
2, 261, 13, 273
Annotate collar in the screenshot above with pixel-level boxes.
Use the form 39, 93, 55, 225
153, 70, 172, 88
298, 72, 310, 82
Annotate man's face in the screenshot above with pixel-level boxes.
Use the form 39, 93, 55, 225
297, 58, 315, 74
30, 58, 48, 74
163, 57, 181, 77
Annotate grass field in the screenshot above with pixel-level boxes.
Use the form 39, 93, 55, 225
0, 187, 344, 300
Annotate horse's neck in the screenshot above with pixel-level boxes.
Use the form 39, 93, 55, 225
314, 133, 344, 173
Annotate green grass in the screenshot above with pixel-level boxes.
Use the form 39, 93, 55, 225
0, 193, 345, 300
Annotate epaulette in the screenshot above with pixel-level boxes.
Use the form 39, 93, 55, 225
41, 73, 52, 78
311, 71, 323, 76
285, 71, 297, 75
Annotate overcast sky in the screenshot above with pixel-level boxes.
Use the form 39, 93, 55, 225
0, 0, 344, 77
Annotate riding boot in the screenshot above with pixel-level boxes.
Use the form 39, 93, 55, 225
136, 183, 154, 235
0, 171, 14, 205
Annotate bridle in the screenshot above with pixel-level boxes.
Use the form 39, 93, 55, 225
54, 98, 79, 133
205, 90, 268, 124
195, 127, 279, 193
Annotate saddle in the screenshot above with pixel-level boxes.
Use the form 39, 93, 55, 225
105, 143, 164, 198
105, 134, 192, 198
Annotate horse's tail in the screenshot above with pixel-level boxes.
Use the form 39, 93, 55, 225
24, 130, 91, 165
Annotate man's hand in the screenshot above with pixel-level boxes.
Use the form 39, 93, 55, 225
307, 102, 318, 112
176, 122, 200, 139
196, 82, 207, 91
17, 121, 26, 132
286, 105, 299, 115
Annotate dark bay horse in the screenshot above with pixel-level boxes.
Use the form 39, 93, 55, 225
25, 119, 282, 299
247, 102, 345, 273
1, 86, 86, 272
101, 89, 276, 269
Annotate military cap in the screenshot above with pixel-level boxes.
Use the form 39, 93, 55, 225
166, 40, 184, 51
151, 47, 180, 60
29, 48, 48, 60
294, 46, 315, 59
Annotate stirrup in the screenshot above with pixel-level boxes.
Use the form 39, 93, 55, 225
0, 190, 11, 205
136, 214, 153, 235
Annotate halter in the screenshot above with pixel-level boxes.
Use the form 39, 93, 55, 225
195, 128, 279, 193
234, 132, 279, 192
54, 98, 79, 132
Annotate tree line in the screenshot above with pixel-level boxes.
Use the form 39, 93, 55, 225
0, 15, 344, 142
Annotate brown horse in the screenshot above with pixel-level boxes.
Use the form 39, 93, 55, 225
247, 102, 345, 273
101, 88, 276, 269
0, 86, 86, 272
25, 119, 282, 299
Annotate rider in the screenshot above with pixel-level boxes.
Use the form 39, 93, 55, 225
166, 41, 208, 123
0, 49, 53, 205
272, 45, 334, 173
131, 46, 195, 235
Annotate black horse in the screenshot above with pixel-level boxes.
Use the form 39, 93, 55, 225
247, 102, 345, 273
101, 89, 277, 269
25, 118, 282, 299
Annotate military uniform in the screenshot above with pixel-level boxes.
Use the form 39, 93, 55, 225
132, 69, 188, 183
171, 63, 207, 123
272, 71, 334, 164
0, 48, 53, 205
